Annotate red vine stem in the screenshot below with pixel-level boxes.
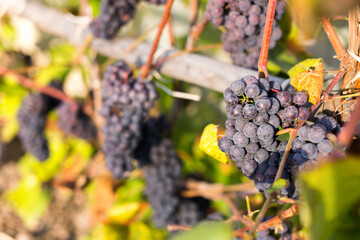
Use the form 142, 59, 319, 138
0, 65, 76, 104
249, 192, 276, 235
320, 18, 351, 64
257, 0, 277, 79
337, 97, 360, 146
257, 204, 299, 231
141, 0, 175, 79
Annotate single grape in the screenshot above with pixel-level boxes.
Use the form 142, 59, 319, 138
242, 75, 258, 85
245, 84, 261, 98
293, 153, 307, 165
291, 137, 305, 152
254, 173, 265, 182
284, 105, 299, 121
298, 107, 310, 120
238, 0, 251, 11
211, 6, 223, 17
243, 122, 258, 138
268, 115, 280, 129
255, 97, 271, 112
225, 94, 238, 106
225, 119, 235, 129
257, 124, 275, 141
245, 142, 260, 153
237, 159, 257, 177
264, 140, 278, 152
254, 148, 270, 163
268, 97, 280, 115
298, 124, 310, 140
235, 15, 247, 28
257, 162, 268, 173
317, 139, 333, 154
281, 121, 292, 128
320, 116, 337, 131
255, 90, 268, 99
223, 88, 233, 98
276, 91, 292, 107
230, 104, 243, 119
315, 113, 327, 123
249, 4, 261, 15
235, 118, 247, 131
301, 143, 318, 159
259, 138, 274, 147
218, 136, 233, 153
308, 124, 326, 143
250, 135, 259, 143
230, 80, 246, 96
233, 131, 249, 147
242, 104, 258, 119
264, 166, 277, 179
258, 78, 270, 91
244, 25, 256, 36
270, 81, 282, 91
248, 14, 259, 25
287, 85, 296, 95
268, 152, 280, 166
277, 141, 288, 153
225, 127, 237, 140
229, 145, 246, 161
293, 91, 308, 105
254, 111, 269, 125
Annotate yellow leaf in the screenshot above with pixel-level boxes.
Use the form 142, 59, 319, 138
199, 124, 229, 164
289, 59, 324, 104
106, 202, 141, 225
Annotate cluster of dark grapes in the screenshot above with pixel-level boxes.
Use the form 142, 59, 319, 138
56, 103, 97, 141
90, 0, 139, 39
204, 0, 286, 69
90, 0, 168, 39
100, 60, 158, 178
218, 75, 339, 198
17, 81, 62, 161
256, 221, 292, 240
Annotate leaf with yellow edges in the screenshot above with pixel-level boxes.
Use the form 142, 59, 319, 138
199, 124, 229, 164
289, 58, 324, 104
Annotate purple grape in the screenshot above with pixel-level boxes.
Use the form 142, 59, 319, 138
225, 127, 237, 139
249, 4, 262, 15
270, 81, 282, 91
293, 153, 307, 165
308, 124, 326, 143
225, 119, 235, 128
243, 122, 258, 138
242, 75, 258, 85
245, 84, 261, 98
233, 131, 249, 147
320, 116, 337, 131
276, 91, 292, 107
257, 124, 275, 141
291, 137, 305, 152
255, 97, 272, 112
238, 0, 251, 11
268, 115, 280, 129
293, 91, 308, 106
235, 118, 247, 131
284, 105, 299, 121
254, 173, 265, 182
298, 107, 310, 120
298, 124, 310, 140
230, 104, 243, 119
225, 94, 238, 106
244, 25, 256, 36
230, 80, 246, 96
258, 78, 270, 91
301, 143, 318, 159
245, 142, 260, 153
218, 136, 233, 153
254, 148, 270, 163
229, 145, 246, 161
253, 112, 269, 125
235, 15, 248, 28
264, 140, 278, 152
268, 97, 280, 115
248, 14, 260, 26
242, 104, 258, 119
317, 139, 333, 154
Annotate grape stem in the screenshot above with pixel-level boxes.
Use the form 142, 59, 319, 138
0, 65, 76, 105
167, 225, 192, 231
257, 0, 277, 80
249, 192, 276, 236
257, 204, 299, 231
186, 18, 208, 50
140, 0, 175, 79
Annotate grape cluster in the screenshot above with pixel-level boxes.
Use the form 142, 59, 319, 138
204, 0, 286, 69
142, 138, 183, 228
172, 198, 210, 227
56, 103, 97, 141
218, 76, 336, 197
17, 81, 62, 161
100, 60, 158, 178
90, 0, 139, 39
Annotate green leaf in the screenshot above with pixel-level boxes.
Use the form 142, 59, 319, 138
171, 222, 231, 240
129, 221, 166, 240
272, 179, 287, 190
299, 157, 360, 240
81, 223, 129, 240
4, 174, 50, 228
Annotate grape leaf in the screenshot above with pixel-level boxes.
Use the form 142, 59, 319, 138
199, 124, 229, 164
288, 58, 323, 104
299, 158, 360, 240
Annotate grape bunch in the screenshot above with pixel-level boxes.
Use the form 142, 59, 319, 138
90, 0, 139, 39
204, 0, 286, 69
56, 102, 97, 141
100, 60, 158, 178
17, 81, 63, 161
218, 75, 318, 197
142, 138, 183, 228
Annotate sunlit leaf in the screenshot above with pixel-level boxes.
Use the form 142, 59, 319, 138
4, 174, 50, 228
171, 222, 231, 240
299, 157, 360, 240
289, 58, 323, 104
129, 222, 166, 240
199, 124, 229, 164
106, 202, 141, 225
82, 223, 129, 240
